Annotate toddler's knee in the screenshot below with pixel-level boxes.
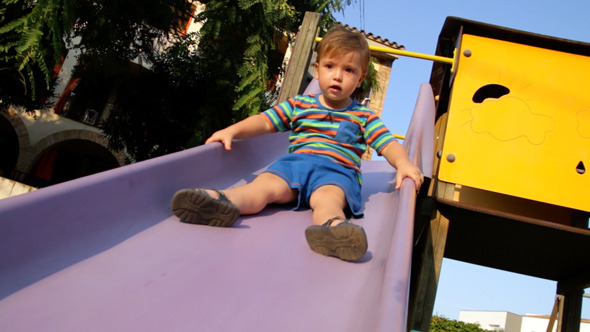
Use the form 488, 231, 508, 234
310, 185, 346, 208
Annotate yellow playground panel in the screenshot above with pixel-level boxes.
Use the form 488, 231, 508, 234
438, 34, 590, 212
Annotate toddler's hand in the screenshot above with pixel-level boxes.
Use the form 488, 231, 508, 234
205, 129, 234, 150
394, 160, 424, 192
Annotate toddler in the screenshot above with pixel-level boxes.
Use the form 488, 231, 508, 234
171, 27, 423, 261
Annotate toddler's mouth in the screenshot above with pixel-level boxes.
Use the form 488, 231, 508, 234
329, 85, 342, 91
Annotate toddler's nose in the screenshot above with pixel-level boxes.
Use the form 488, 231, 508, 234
333, 69, 343, 81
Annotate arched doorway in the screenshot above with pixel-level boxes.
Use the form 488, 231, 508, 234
30, 140, 120, 187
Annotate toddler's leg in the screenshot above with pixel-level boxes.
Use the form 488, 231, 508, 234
221, 172, 297, 215
308, 185, 348, 226
171, 172, 296, 226
305, 185, 368, 261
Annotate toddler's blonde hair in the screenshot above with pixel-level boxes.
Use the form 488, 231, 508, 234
316, 26, 370, 72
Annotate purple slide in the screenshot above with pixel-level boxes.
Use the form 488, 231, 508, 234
0, 84, 433, 332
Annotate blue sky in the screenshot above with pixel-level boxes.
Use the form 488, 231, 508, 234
334, 0, 590, 321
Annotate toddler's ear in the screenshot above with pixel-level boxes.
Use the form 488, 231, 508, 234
357, 72, 367, 88
314, 62, 319, 79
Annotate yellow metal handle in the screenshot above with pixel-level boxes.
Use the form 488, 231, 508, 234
369, 44, 454, 65
314, 36, 454, 65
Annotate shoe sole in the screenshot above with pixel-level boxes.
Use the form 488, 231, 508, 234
305, 223, 368, 261
171, 189, 239, 227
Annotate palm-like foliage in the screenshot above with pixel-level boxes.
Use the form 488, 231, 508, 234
0, 0, 70, 109
196, 0, 354, 120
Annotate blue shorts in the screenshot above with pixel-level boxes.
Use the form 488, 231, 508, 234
263, 153, 363, 218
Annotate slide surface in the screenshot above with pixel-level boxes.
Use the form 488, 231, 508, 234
0, 84, 434, 332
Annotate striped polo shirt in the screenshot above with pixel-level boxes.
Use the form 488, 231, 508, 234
262, 94, 396, 174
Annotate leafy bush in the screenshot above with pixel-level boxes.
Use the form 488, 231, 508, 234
430, 315, 503, 332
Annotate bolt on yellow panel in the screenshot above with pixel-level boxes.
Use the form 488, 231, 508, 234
439, 34, 590, 212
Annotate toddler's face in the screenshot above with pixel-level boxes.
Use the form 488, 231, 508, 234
315, 50, 366, 109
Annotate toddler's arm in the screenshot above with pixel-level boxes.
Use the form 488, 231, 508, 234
381, 141, 424, 191
205, 114, 272, 150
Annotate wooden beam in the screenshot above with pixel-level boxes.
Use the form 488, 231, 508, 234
557, 271, 590, 294
276, 12, 320, 104
546, 295, 564, 332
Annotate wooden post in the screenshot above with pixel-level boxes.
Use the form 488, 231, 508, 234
408, 211, 449, 332
557, 288, 584, 332
409, 56, 452, 332
408, 108, 450, 332
556, 276, 589, 332
276, 12, 320, 104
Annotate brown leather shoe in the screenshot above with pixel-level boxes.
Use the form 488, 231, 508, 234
171, 189, 240, 227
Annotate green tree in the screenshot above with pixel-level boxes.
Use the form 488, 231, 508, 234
102, 0, 355, 161
104, 0, 356, 161
1, 0, 358, 161
0, 0, 193, 110
430, 315, 502, 332
0, 0, 63, 110
101, 33, 216, 161
196, 0, 355, 121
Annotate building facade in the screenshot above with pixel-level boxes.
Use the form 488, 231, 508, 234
460, 310, 590, 332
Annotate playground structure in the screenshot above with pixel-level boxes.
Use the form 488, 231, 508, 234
409, 17, 590, 332
0, 12, 589, 332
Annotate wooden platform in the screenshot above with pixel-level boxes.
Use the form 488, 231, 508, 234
438, 196, 590, 284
